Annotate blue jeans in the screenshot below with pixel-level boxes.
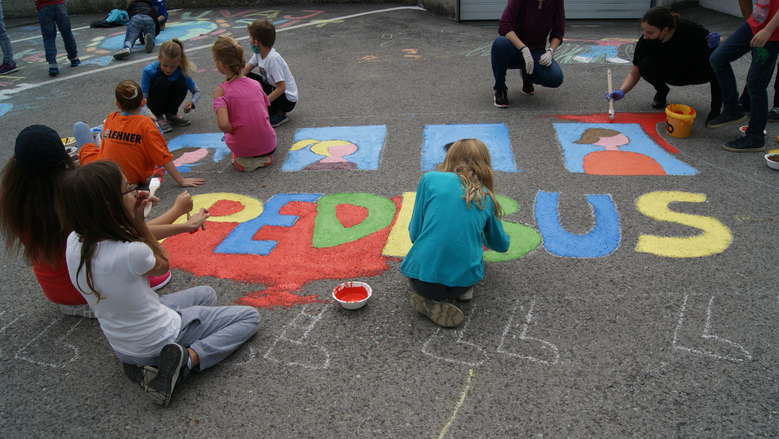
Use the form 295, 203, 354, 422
0, 0, 13, 65
124, 14, 155, 49
37, 4, 78, 66
491, 36, 564, 90
710, 22, 779, 137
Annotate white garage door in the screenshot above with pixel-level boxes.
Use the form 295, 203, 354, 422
459, 0, 653, 21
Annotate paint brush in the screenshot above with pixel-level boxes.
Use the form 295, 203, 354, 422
144, 177, 161, 218
607, 68, 615, 121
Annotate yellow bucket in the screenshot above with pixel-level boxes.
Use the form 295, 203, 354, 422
665, 104, 696, 138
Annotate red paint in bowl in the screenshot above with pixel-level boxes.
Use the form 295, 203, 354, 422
334, 285, 369, 302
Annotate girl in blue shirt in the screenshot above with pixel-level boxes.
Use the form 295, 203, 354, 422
401, 139, 510, 328
141, 38, 200, 133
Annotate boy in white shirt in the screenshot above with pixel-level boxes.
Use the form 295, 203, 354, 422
242, 19, 299, 128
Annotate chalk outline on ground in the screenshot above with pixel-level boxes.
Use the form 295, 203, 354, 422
672, 294, 752, 363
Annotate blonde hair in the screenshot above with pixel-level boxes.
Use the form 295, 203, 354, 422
441, 138, 503, 217
211, 35, 244, 77
115, 79, 143, 112
159, 38, 195, 75
573, 128, 621, 144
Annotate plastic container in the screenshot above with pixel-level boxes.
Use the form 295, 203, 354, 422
665, 104, 696, 138
765, 153, 779, 170
332, 281, 372, 310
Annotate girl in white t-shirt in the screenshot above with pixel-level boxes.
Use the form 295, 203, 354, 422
59, 160, 260, 407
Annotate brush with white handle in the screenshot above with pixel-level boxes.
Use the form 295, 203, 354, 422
607, 69, 615, 121
144, 177, 161, 218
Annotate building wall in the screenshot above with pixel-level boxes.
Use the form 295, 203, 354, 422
699, 0, 743, 17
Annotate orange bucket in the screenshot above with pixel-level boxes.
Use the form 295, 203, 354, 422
665, 104, 696, 138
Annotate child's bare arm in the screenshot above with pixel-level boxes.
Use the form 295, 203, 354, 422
163, 161, 206, 187
241, 62, 257, 76
212, 86, 232, 133
267, 80, 286, 103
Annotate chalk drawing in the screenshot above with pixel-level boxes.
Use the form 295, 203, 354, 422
282, 125, 387, 171
421, 124, 519, 172
534, 192, 621, 258
0, 103, 12, 117
264, 303, 331, 369
0, 310, 21, 358
635, 191, 733, 258
0, 311, 84, 369
496, 298, 560, 365
437, 368, 476, 439
672, 295, 752, 363
464, 38, 635, 65
553, 123, 697, 175
422, 305, 488, 367
401, 48, 422, 60
98, 21, 220, 51
167, 132, 232, 173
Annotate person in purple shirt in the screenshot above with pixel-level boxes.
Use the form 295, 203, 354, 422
491, 0, 565, 108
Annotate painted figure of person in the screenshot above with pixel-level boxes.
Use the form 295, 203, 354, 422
491, 0, 565, 108
290, 139, 358, 170
574, 127, 665, 175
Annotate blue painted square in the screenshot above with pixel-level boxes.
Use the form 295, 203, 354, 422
167, 132, 231, 173
552, 123, 697, 175
421, 124, 519, 172
282, 125, 387, 171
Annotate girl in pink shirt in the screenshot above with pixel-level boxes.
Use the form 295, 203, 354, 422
211, 35, 277, 172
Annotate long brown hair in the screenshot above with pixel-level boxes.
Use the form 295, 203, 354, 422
440, 138, 503, 217
159, 38, 195, 75
573, 128, 621, 144
56, 161, 165, 301
0, 155, 74, 265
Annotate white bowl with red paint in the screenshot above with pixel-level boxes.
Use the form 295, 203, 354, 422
765, 153, 779, 170
332, 281, 372, 310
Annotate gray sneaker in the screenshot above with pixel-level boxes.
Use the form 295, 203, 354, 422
166, 114, 190, 127
409, 291, 464, 328
157, 118, 173, 133
456, 288, 473, 302
113, 47, 131, 60
144, 33, 155, 53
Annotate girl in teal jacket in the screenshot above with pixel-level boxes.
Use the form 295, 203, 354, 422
401, 139, 510, 328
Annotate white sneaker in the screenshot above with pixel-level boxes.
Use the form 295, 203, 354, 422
457, 288, 473, 302
113, 47, 131, 60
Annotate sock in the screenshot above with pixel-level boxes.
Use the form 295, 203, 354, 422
186, 356, 193, 370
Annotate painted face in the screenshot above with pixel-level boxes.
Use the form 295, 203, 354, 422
327, 143, 358, 159
594, 133, 629, 148
159, 56, 181, 76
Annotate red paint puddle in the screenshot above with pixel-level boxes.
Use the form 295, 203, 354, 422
334, 285, 369, 302
209, 199, 245, 216
335, 204, 368, 228
555, 112, 679, 154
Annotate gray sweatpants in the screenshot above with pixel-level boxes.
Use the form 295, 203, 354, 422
114, 286, 260, 370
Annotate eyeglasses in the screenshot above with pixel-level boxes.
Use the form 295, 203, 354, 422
122, 184, 138, 195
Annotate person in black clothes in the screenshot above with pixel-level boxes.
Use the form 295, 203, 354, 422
606, 7, 722, 124
113, 0, 163, 61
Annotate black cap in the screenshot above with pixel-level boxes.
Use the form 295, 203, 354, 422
14, 125, 68, 170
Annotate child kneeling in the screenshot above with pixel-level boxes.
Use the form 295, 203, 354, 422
60, 161, 259, 406
401, 139, 510, 328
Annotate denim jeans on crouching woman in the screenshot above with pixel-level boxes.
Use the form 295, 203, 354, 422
0, 0, 14, 65
491, 36, 564, 91
124, 14, 155, 49
710, 22, 779, 137
37, 4, 78, 66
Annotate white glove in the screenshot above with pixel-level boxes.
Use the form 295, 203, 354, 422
520, 46, 534, 75
539, 48, 554, 67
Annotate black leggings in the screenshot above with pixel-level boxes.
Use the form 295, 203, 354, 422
638, 56, 721, 113
147, 73, 187, 118
408, 278, 471, 302
246, 72, 296, 116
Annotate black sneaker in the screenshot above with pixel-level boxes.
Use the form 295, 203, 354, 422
768, 107, 779, 121
123, 363, 159, 387
144, 33, 155, 53
48, 66, 59, 77
70, 58, 81, 68
493, 88, 509, 108
707, 111, 747, 128
270, 113, 289, 127
146, 344, 187, 407
521, 81, 535, 96
652, 87, 669, 109
722, 135, 765, 152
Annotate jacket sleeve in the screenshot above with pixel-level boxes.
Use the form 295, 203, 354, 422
498, 0, 521, 36
483, 209, 510, 253
408, 175, 427, 243
550, 0, 565, 43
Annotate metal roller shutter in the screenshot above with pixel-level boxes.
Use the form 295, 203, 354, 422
458, 0, 653, 21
